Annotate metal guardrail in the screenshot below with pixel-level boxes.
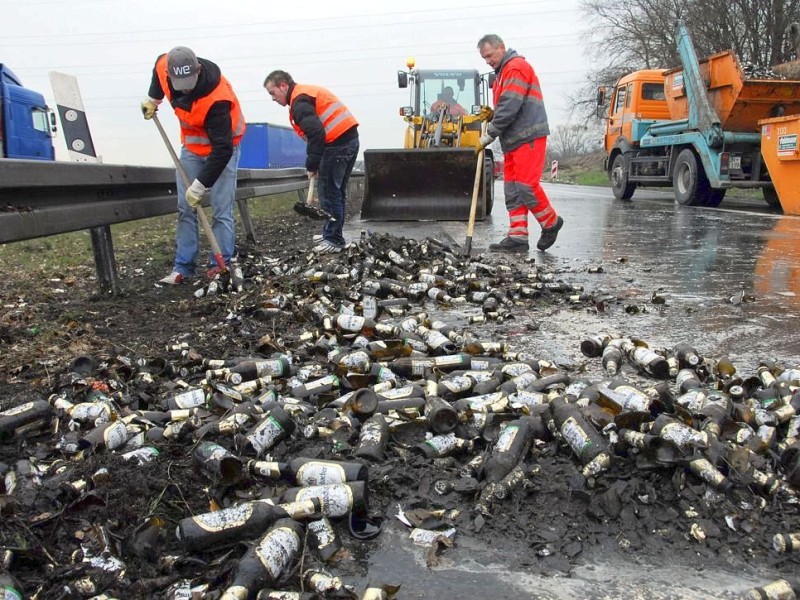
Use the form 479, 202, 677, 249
0, 159, 362, 294
0, 159, 309, 244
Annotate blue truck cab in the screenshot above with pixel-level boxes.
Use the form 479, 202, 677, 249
0, 64, 56, 160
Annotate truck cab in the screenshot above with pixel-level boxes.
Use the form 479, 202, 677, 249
601, 70, 670, 158
0, 64, 56, 160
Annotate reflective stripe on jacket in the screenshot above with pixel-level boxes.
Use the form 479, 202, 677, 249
488, 50, 550, 153
288, 84, 359, 143
155, 54, 245, 156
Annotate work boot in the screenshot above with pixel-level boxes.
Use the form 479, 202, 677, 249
537, 216, 564, 251
489, 236, 529, 253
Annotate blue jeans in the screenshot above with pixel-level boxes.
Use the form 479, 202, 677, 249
173, 145, 240, 276
318, 137, 359, 247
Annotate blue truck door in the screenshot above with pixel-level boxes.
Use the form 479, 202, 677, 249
1, 78, 55, 160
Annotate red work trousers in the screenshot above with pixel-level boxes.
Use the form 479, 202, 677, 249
503, 137, 557, 239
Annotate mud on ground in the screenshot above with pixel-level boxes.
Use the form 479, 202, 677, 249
0, 195, 798, 599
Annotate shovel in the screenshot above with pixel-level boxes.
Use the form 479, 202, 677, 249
151, 113, 227, 276
463, 122, 488, 256
293, 176, 336, 221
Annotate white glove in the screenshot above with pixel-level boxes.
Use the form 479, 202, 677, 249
185, 179, 207, 208
475, 133, 496, 154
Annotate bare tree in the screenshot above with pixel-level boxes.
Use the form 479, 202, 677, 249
548, 123, 600, 160
570, 0, 800, 120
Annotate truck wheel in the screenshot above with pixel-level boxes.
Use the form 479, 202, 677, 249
673, 149, 708, 206
703, 189, 726, 207
762, 187, 783, 212
610, 154, 635, 200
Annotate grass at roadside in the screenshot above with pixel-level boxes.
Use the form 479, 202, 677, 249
0, 192, 298, 276
571, 171, 609, 186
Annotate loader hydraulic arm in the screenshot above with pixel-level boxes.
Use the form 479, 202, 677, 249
676, 20, 724, 148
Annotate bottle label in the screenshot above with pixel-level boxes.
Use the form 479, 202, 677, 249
304, 375, 339, 392
470, 359, 493, 371
205, 444, 231, 463
336, 314, 366, 332
676, 389, 706, 413
247, 415, 285, 454
339, 352, 371, 372
121, 446, 160, 463
510, 391, 547, 409
410, 359, 434, 376
468, 392, 505, 411
560, 417, 591, 456
256, 359, 287, 377
103, 422, 129, 450
70, 402, 111, 423
613, 385, 650, 412
295, 484, 353, 517
425, 433, 457, 455
172, 388, 206, 409
193, 503, 254, 532
434, 355, 465, 367
308, 518, 336, 546
255, 526, 301, 580
495, 424, 520, 453
659, 422, 706, 448
278, 499, 318, 519
358, 420, 385, 448
1, 402, 35, 416
502, 363, 534, 378
441, 376, 472, 394
296, 462, 347, 486
512, 372, 538, 389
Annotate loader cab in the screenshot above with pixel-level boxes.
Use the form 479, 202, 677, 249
398, 68, 489, 149
601, 69, 669, 153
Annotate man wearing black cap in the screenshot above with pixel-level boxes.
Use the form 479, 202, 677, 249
142, 47, 246, 285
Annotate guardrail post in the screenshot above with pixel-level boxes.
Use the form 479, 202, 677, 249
236, 198, 256, 245
90, 225, 121, 295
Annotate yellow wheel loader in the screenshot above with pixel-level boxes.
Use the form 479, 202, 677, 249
361, 60, 496, 221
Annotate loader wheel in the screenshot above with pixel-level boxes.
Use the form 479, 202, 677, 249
484, 158, 495, 215
610, 153, 635, 200
673, 149, 708, 206
762, 187, 783, 212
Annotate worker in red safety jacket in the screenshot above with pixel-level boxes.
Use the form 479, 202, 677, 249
141, 46, 245, 285
263, 70, 359, 254
476, 34, 564, 253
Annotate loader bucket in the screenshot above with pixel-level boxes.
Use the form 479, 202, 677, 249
361, 148, 485, 221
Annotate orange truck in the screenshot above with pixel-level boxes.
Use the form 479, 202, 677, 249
597, 20, 800, 214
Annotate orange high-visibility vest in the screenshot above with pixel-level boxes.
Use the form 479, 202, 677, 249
288, 84, 358, 142
155, 54, 245, 156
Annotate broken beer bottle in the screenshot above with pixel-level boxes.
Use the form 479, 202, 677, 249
219, 519, 305, 600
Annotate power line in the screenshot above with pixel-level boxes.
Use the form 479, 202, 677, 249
1, 7, 576, 47
10, 34, 583, 73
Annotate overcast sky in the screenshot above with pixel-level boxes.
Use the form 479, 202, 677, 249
2, 0, 589, 166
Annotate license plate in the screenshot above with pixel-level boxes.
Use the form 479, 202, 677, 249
729, 156, 741, 170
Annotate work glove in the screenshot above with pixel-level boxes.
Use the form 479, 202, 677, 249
140, 98, 160, 120
475, 133, 496, 155
185, 179, 207, 208
478, 106, 494, 122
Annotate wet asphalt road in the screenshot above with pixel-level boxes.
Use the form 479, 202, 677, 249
350, 181, 800, 364
342, 182, 800, 598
